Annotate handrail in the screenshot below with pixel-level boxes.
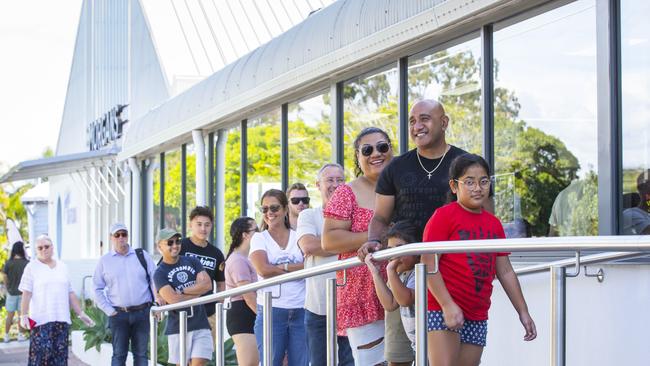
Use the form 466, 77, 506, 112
151, 235, 650, 313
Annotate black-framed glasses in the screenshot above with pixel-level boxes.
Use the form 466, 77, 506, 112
290, 197, 310, 205
113, 231, 128, 238
260, 204, 282, 214
360, 142, 390, 157
167, 238, 181, 247
454, 177, 492, 190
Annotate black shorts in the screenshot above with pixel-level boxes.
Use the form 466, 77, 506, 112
226, 300, 256, 335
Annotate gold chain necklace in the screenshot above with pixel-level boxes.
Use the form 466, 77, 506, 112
416, 145, 448, 180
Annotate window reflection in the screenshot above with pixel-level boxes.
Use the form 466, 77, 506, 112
288, 92, 333, 204
344, 65, 399, 178
621, 0, 650, 235
247, 110, 282, 221
408, 38, 482, 154
493, 0, 597, 237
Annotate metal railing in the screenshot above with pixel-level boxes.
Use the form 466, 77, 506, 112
149, 235, 650, 366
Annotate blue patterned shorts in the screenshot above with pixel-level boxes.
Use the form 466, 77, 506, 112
427, 310, 488, 347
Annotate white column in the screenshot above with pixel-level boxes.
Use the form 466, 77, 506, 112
146, 159, 157, 252
192, 129, 207, 206
128, 158, 141, 248
216, 129, 227, 251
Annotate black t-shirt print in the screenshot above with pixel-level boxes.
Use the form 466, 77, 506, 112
180, 237, 226, 317
376, 146, 467, 233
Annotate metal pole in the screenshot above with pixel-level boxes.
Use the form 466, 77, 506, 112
215, 302, 225, 366
263, 292, 273, 366
550, 266, 566, 366
326, 278, 337, 366
415, 263, 428, 366
179, 310, 188, 366
149, 311, 157, 366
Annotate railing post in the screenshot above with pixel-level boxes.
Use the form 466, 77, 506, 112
179, 310, 188, 366
550, 266, 566, 366
326, 277, 338, 366
215, 302, 225, 366
415, 263, 428, 366
263, 291, 273, 366
149, 311, 157, 366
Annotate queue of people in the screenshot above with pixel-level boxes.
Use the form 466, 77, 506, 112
2, 98, 537, 366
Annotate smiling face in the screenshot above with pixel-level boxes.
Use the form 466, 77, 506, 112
450, 164, 490, 212
356, 132, 393, 180
317, 165, 345, 205
190, 215, 213, 243
261, 195, 288, 229
387, 237, 417, 273
158, 234, 182, 260
409, 100, 449, 150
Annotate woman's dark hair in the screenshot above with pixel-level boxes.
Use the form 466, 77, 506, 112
353, 127, 392, 177
260, 189, 291, 230
386, 221, 422, 244
10, 241, 26, 259
447, 153, 491, 202
226, 217, 256, 259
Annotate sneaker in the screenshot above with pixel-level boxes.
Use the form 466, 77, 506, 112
17, 333, 26, 342
3, 334, 8, 343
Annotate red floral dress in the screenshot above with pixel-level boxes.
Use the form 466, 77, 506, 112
324, 184, 386, 334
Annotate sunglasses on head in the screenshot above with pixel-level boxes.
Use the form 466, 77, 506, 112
113, 231, 128, 238
260, 204, 282, 214
360, 142, 390, 157
167, 237, 181, 247
290, 197, 310, 205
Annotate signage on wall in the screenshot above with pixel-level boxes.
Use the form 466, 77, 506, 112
87, 104, 129, 151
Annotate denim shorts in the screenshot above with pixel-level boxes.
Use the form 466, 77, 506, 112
427, 310, 488, 347
5, 294, 21, 312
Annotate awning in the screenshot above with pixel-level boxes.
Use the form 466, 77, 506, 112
0, 146, 119, 183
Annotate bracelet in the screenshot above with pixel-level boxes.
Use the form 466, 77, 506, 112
283, 263, 289, 272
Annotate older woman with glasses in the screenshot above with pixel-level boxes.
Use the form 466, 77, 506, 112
225, 217, 260, 366
19, 235, 94, 366
322, 127, 394, 366
249, 189, 308, 366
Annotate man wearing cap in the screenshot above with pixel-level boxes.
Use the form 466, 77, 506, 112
154, 228, 213, 366
93, 223, 158, 366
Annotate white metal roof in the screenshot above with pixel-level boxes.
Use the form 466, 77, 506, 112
120, 0, 525, 160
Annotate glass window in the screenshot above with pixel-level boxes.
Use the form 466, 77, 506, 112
288, 92, 333, 204
343, 65, 399, 178
163, 148, 182, 231
408, 37, 482, 154
493, 0, 597, 237
621, 0, 650, 235
224, 125, 243, 243
247, 110, 282, 221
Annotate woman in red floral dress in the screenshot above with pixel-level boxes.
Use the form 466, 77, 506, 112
323, 127, 394, 366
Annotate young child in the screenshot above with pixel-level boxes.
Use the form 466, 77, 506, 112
365, 220, 421, 354
422, 153, 537, 366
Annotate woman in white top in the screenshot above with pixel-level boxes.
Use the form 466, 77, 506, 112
249, 189, 308, 366
19, 235, 94, 366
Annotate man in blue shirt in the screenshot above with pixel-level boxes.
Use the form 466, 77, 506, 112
93, 223, 157, 366
154, 228, 213, 366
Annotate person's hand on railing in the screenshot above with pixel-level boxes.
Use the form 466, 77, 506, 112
358, 240, 383, 262
442, 302, 465, 331
519, 311, 537, 341
364, 253, 381, 275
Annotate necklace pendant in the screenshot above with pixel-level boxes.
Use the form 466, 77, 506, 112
427, 173, 432, 180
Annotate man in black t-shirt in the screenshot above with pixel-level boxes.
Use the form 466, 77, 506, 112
359, 99, 467, 366
180, 206, 225, 335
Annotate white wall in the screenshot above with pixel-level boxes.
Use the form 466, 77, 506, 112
483, 264, 650, 365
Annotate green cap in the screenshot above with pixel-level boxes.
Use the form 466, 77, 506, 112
155, 228, 180, 243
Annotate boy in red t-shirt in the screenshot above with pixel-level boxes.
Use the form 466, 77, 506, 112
422, 154, 536, 366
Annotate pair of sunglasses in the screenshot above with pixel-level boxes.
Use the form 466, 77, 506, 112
261, 204, 282, 214
167, 238, 181, 247
360, 142, 390, 157
290, 197, 310, 205
113, 231, 128, 238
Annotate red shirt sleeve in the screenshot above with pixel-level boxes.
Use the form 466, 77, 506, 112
324, 184, 354, 221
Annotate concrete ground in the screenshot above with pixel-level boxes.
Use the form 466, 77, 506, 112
0, 339, 88, 366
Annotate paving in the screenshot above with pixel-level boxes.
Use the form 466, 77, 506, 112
0, 340, 88, 366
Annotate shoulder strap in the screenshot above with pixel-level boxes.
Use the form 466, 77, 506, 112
135, 248, 155, 303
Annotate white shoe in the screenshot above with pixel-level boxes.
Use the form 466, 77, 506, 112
3, 334, 8, 343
